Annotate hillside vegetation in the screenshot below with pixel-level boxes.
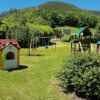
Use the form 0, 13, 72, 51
0, 1, 100, 47
38, 1, 80, 11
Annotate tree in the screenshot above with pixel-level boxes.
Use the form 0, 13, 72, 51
0, 20, 10, 39
32, 16, 49, 26
64, 12, 79, 27
96, 23, 100, 40
0, 19, 3, 25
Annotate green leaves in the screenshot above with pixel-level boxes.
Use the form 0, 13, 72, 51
58, 52, 100, 99
27, 23, 54, 36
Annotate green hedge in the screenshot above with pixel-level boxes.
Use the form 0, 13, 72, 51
58, 53, 100, 99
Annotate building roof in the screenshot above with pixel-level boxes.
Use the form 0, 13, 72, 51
74, 28, 84, 36
97, 41, 100, 45
74, 26, 92, 36
0, 39, 20, 50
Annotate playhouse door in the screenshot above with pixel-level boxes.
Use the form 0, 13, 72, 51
4, 51, 17, 69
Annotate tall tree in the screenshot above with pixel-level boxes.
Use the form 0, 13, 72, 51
96, 23, 100, 41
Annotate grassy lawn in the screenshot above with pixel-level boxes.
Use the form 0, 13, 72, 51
0, 43, 72, 100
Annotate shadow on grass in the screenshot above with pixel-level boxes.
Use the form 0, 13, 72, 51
62, 87, 100, 100
21, 54, 45, 57
8, 65, 28, 72
75, 92, 100, 100
57, 84, 100, 100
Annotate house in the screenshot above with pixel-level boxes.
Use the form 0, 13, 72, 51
53, 29, 71, 38
62, 29, 71, 35
0, 39, 20, 70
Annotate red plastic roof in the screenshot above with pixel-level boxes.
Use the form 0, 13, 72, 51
0, 39, 20, 50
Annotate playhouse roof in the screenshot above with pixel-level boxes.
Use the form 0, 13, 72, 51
0, 39, 20, 50
97, 41, 100, 45
74, 26, 92, 36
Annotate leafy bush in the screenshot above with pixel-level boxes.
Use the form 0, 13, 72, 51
58, 53, 100, 99
27, 23, 54, 35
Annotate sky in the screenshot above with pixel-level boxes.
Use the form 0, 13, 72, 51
0, 0, 100, 13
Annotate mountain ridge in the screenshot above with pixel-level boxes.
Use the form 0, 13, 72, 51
38, 1, 100, 15
38, 1, 81, 11
0, 1, 100, 18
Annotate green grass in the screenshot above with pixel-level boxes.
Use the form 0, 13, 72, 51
0, 43, 71, 100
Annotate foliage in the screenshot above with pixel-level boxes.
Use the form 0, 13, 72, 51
54, 26, 96, 34
0, 1, 99, 46
58, 52, 100, 99
39, 1, 81, 11
29, 16, 49, 26
78, 13, 97, 28
1, 5, 99, 29
0, 16, 54, 47
95, 23, 100, 40
96, 23, 100, 33
0, 24, 8, 33
27, 23, 54, 36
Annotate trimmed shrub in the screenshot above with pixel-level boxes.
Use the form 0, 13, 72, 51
58, 53, 100, 99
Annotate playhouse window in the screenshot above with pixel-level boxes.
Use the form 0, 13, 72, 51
7, 52, 15, 60
9, 45, 12, 49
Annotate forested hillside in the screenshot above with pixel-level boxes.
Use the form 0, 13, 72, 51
0, 1, 100, 47
38, 1, 80, 11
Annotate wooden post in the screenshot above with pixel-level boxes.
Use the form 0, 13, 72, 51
55, 36, 57, 51
71, 43, 73, 53
36, 37, 38, 49
79, 42, 83, 53
55, 42, 56, 51
28, 39, 30, 56
30, 38, 32, 52
97, 45, 99, 53
89, 35, 91, 53
79, 42, 80, 51
91, 43, 94, 51
74, 43, 76, 54
42, 38, 43, 46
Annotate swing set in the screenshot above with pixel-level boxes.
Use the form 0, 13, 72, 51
30, 36, 61, 51
30, 36, 53, 51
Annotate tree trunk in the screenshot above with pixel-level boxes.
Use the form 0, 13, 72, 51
28, 39, 31, 56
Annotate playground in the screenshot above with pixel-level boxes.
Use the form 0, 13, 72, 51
0, 27, 99, 100
0, 1, 100, 99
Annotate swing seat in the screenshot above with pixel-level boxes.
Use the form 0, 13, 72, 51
32, 48, 37, 51
45, 45, 48, 49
